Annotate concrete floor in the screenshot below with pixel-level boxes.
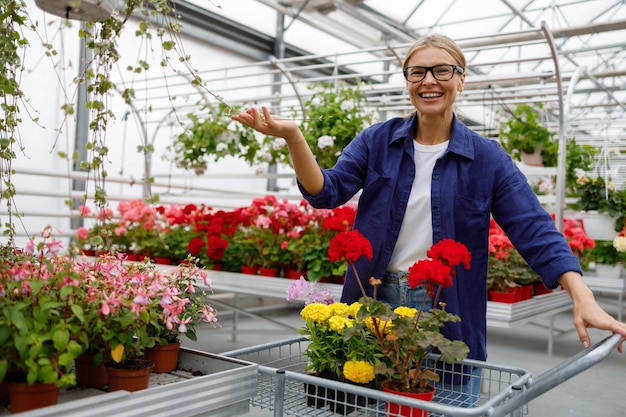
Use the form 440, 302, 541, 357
183, 292, 626, 417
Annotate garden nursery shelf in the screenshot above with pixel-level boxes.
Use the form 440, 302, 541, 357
0, 348, 257, 417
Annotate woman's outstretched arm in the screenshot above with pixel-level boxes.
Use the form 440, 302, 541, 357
232, 106, 324, 196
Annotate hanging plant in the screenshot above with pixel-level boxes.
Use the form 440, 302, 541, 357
170, 103, 260, 175
0, 0, 30, 241
297, 82, 377, 169
498, 103, 554, 161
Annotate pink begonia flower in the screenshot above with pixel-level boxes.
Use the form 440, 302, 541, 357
78, 205, 91, 216
45, 240, 63, 255
24, 239, 35, 254
286, 277, 334, 305
286, 277, 310, 302
76, 227, 89, 240
201, 305, 218, 324
255, 215, 272, 229
114, 226, 127, 236
133, 289, 151, 306
95, 207, 114, 220
177, 316, 193, 333
100, 300, 112, 316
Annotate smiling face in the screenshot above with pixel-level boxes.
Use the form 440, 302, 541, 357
405, 45, 465, 119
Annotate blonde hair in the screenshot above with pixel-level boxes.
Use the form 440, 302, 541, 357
403, 34, 466, 70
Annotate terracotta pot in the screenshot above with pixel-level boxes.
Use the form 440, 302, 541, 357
381, 380, 435, 417
8, 382, 59, 413
143, 342, 180, 373
0, 366, 20, 403
258, 267, 279, 277
106, 359, 154, 392
75, 353, 108, 388
240, 265, 258, 275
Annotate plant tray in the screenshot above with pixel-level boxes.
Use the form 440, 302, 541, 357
0, 347, 257, 417
221, 336, 532, 417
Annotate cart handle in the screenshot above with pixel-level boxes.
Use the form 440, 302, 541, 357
490, 333, 624, 417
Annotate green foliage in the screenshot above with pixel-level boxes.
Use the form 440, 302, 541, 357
571, 176, 626, 226
0, 0, 29, 240
351, 296, 469, 393
0, 238, 88, 387
298, 82, 376, 169
499, 103, 553, 158
171, 103, 260, 174
589, 240, 626, 266
170, 82, 378, 173
488, 248, 540, 289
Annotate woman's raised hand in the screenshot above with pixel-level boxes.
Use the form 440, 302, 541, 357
231, 106, 300, 141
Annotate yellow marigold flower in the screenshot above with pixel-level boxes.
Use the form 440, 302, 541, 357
328, 302, 350, 317
363, 316, 391, 334
343, 360, 375, 384
328, 316, 354, 333
300, 303, 331, 324
394, 306, 418, 318
348, 302, 362, 318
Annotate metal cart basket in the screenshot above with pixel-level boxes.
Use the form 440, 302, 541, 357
222, 333, 623, 417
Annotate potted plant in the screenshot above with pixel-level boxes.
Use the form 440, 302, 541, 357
0, 228, 89, 412
142, 257, 219, 372
170, 103, 260, 175
73, 254, 219, 387
571, 174, 626, 241
297, 82, 377, 169
487, 220, 531, 302
296, 231, 470, 416
588, 240, 625, 278
498, 103, 554, 165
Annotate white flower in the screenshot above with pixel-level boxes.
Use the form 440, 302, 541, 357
379, 95, 391, 105
317, 135, 335, 149
216, 143, 228, 153
613, 236, 626, 253
340, 100, 355, 111
255, 165, 268, 176
573, 168, 586, 179
272, 138, 286, 150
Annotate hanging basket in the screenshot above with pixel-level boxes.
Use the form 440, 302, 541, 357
580, 211, 618, 241
35, 0, 117, 22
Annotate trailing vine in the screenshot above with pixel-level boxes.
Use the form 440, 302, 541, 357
0, 0, 30, 241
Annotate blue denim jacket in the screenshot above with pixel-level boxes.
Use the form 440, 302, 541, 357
299, 113, 581, 361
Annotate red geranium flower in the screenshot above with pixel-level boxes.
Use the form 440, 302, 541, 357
328, 230, 373, 263
408, 259, 453, 289
407, 239, 471, 290
187, 237, 204, 256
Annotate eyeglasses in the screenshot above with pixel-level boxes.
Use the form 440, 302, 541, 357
402, 64, 464, 82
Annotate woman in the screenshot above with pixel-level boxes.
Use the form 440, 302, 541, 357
233, 33, 626, 399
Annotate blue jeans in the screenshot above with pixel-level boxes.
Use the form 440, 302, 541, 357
377, 271, 481, 408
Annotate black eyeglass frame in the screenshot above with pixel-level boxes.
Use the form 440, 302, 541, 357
402, 64, 464, 82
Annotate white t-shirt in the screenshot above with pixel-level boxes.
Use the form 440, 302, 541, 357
387, 140, 449, 272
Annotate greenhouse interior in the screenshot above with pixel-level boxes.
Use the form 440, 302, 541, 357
0, 0, 625, 416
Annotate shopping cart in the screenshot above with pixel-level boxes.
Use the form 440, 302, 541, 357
222, 333, 623, 417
